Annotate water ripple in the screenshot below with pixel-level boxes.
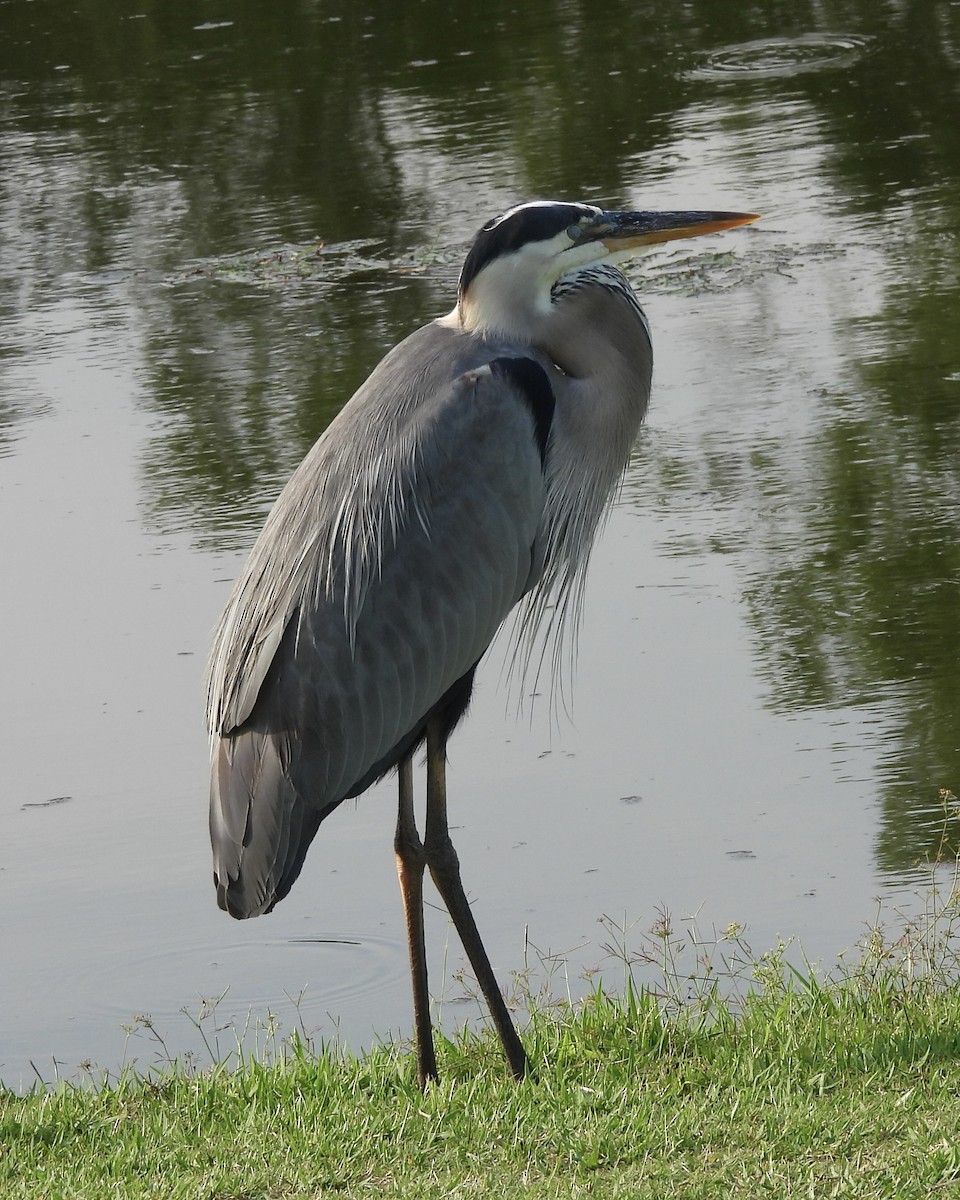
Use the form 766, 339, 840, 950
690, 33, 872, 81
88, 931, 407, 1036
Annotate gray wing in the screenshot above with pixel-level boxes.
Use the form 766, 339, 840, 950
207, 335, 553, 918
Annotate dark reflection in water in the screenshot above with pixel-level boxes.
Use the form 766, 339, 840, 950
1, 0, 959, 1082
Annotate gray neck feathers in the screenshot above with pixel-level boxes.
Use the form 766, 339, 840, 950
509, 265, 653, 708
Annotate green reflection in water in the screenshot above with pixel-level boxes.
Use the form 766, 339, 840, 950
1, 0, 958, 878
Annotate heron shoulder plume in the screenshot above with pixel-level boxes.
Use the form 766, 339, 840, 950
205, 330, 554, 739
205, 383, 428, 737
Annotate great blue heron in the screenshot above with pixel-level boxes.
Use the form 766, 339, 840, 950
206, 200, 758, 1086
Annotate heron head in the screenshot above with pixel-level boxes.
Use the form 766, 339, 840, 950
455, 200, 759, 339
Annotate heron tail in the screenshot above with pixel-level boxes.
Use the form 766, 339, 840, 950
209, 729, 325, 919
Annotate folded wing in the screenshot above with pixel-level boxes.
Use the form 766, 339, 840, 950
206, 341, 554, 918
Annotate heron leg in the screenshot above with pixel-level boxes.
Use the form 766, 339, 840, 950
394, 753, 438, 1087
423, 717, 529, 1081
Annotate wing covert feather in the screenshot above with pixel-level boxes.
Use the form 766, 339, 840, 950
207, 333, 553, 917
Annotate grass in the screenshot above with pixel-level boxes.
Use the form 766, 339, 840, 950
5, 793, 960, 1199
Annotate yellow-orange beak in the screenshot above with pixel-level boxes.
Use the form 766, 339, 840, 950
596, 209, 760, 253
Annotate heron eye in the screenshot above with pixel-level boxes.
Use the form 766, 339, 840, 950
566, 224, 584, 241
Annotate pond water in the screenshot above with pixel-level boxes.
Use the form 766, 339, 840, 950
2, 1, 959, 1088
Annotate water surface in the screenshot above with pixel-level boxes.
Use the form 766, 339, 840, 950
2, 0, 959, 1087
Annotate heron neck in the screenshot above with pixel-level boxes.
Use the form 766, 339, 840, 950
537, 274, 653, 449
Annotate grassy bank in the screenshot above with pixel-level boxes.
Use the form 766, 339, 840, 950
6, 810, 960, 1198
5, 974, 960, 1197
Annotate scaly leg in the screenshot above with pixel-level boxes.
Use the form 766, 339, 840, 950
423, 717, 528, 1080
394, 753, 438, 1087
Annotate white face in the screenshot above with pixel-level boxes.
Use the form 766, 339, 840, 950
457, 205, 616, 339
